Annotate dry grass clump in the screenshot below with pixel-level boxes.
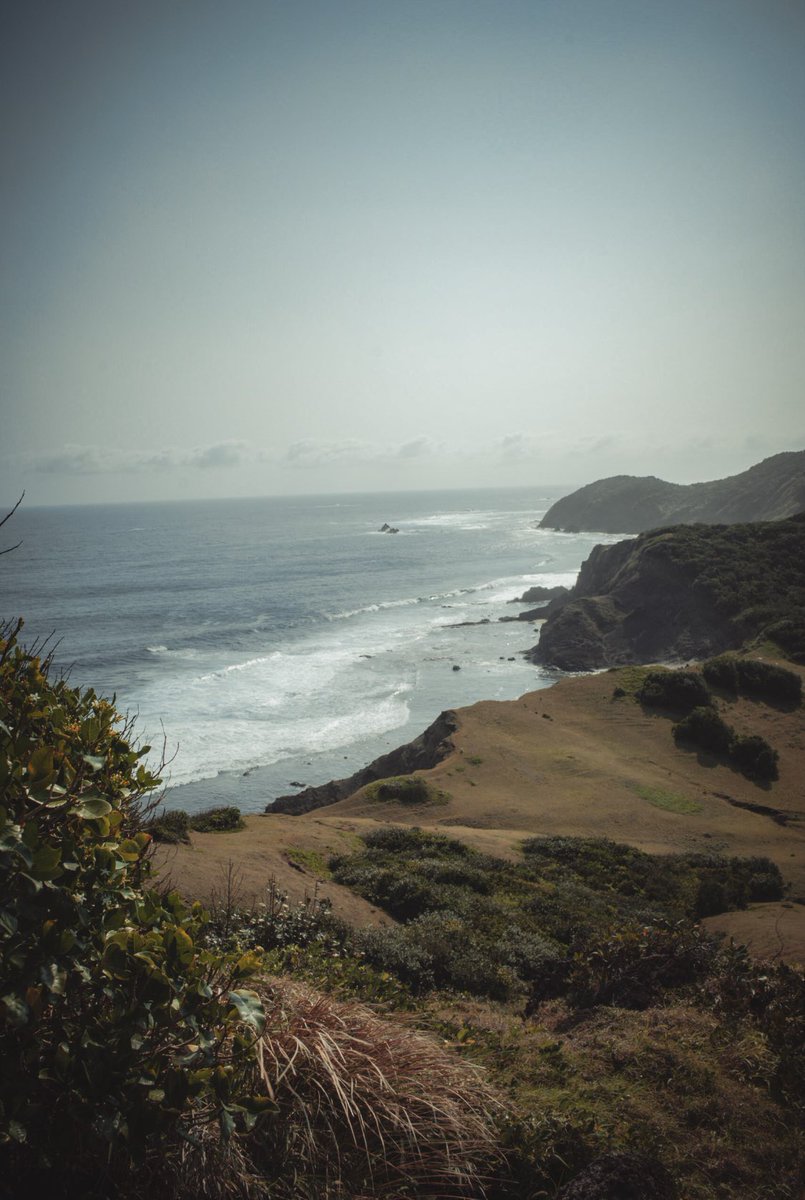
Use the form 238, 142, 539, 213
247, 976, 502, 1198
150, 976, 503, 1200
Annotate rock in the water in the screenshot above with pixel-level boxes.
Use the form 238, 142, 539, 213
379, 522, 399, 533
508, 584, 570, 603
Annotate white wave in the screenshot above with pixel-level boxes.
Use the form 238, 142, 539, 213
155, 686, 412, 787
146, 645, 199, 659
325, 597, 420, 620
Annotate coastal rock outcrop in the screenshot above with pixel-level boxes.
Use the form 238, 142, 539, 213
509, 584, 570, 604
268, 710, 458, 814
529, 514, 805, 671
539, 450, 805, 534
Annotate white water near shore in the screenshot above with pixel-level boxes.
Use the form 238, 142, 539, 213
3, 488, 625, 812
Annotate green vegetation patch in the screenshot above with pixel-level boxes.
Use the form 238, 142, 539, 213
609, 664, 657, 698
631, 784, 702, 815
189, 804, 245, 832
285, 846, 332, 878
146, 804, 245, 840
0, 621, 269, 1195
638, 669, 712, 712
672, 707, 780, 782
363, 774, 449, 805
703, 653, 802, 705
328, 829, 783, 1002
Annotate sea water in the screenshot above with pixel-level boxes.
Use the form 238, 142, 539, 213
1, 487, 624, 813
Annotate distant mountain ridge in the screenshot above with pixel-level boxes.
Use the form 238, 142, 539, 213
539, 450, 805, 533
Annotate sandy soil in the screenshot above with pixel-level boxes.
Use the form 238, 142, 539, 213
155, 663, 805, 962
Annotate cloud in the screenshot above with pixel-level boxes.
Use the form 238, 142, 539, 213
281, 437, 440, 469
496, 433, 539, 462
189, 442, 249, 469
21, 441, 252, 475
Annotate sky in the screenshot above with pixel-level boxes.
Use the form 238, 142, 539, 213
2, 0, 804, 506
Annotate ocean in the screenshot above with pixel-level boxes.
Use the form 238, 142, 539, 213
1, 487, 623, 813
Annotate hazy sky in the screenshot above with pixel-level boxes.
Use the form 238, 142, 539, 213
2, 0, 804, 506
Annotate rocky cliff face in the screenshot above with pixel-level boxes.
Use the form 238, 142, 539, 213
268, 710, 458, 814
529, 515, 805, 671
540, 451, 805, 534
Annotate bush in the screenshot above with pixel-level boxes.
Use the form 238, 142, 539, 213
702, 654, 739, 692
358, 911, 523, 1000
0, 622, 267, 1193
638, 670, 711, 712
672, 706, 734, 753
365, 775, 445, 805
734, 659, 802, 705
764, 616, 805, 665
690, 854, 784, 916
730, 733, 779, 782
360, 825, 457, 854
564, 921, 718, 1009
145, 806, 191, 843
703, 654, 802, 704
189, 805, 244, 832
710, 949, 805, 1111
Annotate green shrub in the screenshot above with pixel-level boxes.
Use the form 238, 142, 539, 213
638, 670, 711, 712
360, 824, 456, 854
703, 654, 802, 704
730, 733, 779, 781
0, 622, 266, 1192
672, 705, 734, 753
364, 775, 446, 805
702, 654, 739, 692
734, 659, 802, 705
564, 921, 718, 1009
764, 616, 805, 665
358, 912, 527, 1000
684, 852, 784, 916
710, 949, 805, 1110
145, 806, 191, 843
189, 805, 244, 832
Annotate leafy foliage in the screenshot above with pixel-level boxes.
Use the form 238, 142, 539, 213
364, 774, 448, 805
734, 658, 802, 705
703, 654, 802, 705
638, 669, 712, 711
146, 805, 244, 842
701, 653, 740, 692
730, 733, 780, 782
672, 706, 779, 781
189, 805, 244, 833
672, 704, 734, 753
330, 829, 782, 1001
0, 622, 268, 1189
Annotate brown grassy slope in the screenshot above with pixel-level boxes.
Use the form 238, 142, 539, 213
157, 663, 805, 960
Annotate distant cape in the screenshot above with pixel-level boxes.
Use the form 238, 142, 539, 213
539, 450, 805, 534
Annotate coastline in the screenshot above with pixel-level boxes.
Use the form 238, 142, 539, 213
156, 660, 805, 963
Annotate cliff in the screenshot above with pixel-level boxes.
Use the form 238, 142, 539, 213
540, 450, 805, 533
529, 513, 805, 670
268, 709, 458, 813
